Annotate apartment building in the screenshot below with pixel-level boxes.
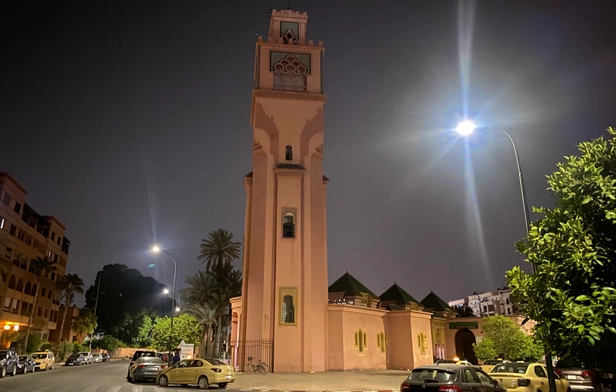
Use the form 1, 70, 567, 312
0, 172, 69, 343
448, 287, 518, 317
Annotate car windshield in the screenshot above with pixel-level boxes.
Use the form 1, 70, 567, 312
133, 352, 156, 359
484, 360, 502, 365
409, 369, 456, 382
32, 353, 48, 359
492, 363, 529, 374
136, 357, 164, 364
204, 358, 226, 366
69, 355, 81, 359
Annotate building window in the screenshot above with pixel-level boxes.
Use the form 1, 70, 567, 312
273, 55, 307, 92
24, 281, 31, 295
37, 307, 42, 316
376, 331, 386, 354
32, 284, 37, 296
9, 224, 16, 236
3, 297, 10, 312
51, 232, 55, 240
8, 275, 16, 289
506, 298, 510, 305
507, 308, 511, 315
283, 213, 295, 238
279, 287, 297, 325
44, 309, 48, 318
285, 145, 293, 161
16, 279, 23, 292
3, 193, 11, 206
11, 299, 19, 314
354, 329, 367, 354
14, 202, 21, 214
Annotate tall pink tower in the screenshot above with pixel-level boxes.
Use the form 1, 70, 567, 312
239, 8, 328, 372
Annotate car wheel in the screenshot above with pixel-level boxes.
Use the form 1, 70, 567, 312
198, 376, 209, 389
50, 364, 53, 370
158, 375, 169, 387
218, 383, 228, 389
23, 366, 27, 374
11, 366, 17, 376
0, 366, 5, 378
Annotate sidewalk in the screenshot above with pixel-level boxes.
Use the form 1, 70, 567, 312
232, 370, 409, 392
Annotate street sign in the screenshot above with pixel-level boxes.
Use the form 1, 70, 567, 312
449, 322, 479, 329
178, 340, 194, 359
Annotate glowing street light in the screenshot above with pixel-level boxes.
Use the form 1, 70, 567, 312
163, 288, 170, 295
150, 245, 178, 363
152, 245, 160, 253
175, 307, 181, 312
455, 120, 476, 136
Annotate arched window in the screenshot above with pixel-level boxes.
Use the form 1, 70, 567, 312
285, 145, 293, 161
281, 294, 295, 324
24, 281, 31, 296
354, 329, 366, 354
273, 55, 307, 92
8, 275, 16, 290
31, 284, 37, 297
283, 213, 295, 238
16, 279, 23, 292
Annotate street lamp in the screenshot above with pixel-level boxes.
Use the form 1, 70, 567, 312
151, 245, 178, 362
455, 121, 556, 392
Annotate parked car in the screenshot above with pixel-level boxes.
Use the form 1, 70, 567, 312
92, 353, 103, 363
79, 352, 93, 365
480, 359, 507, 374
65, 354, 85, 366
128, 357, 167, 383
491, 362, 571, 392
101, 353, 110, 362
555, 358, 613, 392
128, 350, 157, 379
401, 364, 506, 392
17, 355, 36, 374
31, 350, 55, 371
157, 358, 235, 389
0, 349, 19, 378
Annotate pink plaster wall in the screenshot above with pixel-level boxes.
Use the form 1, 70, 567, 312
327, 305, 387, 371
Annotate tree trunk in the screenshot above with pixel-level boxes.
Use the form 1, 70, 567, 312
207, 323, 215, 357
215, 313, 222, 358
57, 293, 69, 343
23, 277, 42, 353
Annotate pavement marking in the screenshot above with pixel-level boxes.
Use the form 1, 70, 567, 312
130, 386, 143, 392
106, 387, 122, 392
83, 386, 99, 392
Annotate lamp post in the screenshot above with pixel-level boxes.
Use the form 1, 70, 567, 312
455, 121, 557, 392
152, 246, 177, 362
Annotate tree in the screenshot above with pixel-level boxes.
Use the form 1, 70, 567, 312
473, 315, 542, 361
150, 314, 201, 352
23, 333, 43, 354
454, 305, 475, 318
84, 264, 171, 340
57, 273, 84, 343
198, 228, 241, 271
0, 330, 19, 349
134, 314, 153, 348
23, 257, 56, 353
72, 308, 98, 343
93, 335, 124, 352
473, 338, 497, 361
507, 127, 616, 370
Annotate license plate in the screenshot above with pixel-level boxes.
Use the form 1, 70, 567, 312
566, 375, 576, 380
68, 363, 73, 366
151, 366, 159, 370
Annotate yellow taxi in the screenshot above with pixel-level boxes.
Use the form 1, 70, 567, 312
491, 362, 570, 392
31, 350, 55, 371
480, 359, 506, 373
156, 357, 235, 389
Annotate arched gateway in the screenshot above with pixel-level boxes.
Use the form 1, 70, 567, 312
455, 328, 478, 364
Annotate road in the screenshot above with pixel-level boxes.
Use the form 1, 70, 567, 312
0, 360, 229, 392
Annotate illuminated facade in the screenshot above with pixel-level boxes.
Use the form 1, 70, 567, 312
0, 172, 69, 346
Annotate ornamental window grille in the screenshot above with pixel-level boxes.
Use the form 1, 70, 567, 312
273, 56, 307, 92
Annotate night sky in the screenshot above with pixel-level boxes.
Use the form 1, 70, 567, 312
3, 1, 615, 306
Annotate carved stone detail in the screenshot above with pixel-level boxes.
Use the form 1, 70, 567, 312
253, 139, 266, 157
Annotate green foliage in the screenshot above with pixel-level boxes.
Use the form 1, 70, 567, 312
507, 127, 616, 370
72, 308, 98, 343
454, 305, 475, 318
57, 273, 85, 341
473, 338, 497, 361
55, 340, 73, 362
84, 264, 171, 340
475, 315, 542, 361
93, 335, 124, 352
150, 314, 201, 352
72, 343, 89, 354
134, 314, 153, 347
198, 228, 241, 271
24, 333, 44, 353
39, 341, 54, 351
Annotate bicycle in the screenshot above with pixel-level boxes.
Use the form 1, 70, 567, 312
245, 356, 269, 374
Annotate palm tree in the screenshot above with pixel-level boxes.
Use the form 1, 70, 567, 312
72, 308, 98, 344
24, 257, 56, 353
198, 229, 241, 272
182, 303, 217, 357
56, 274, 84, 343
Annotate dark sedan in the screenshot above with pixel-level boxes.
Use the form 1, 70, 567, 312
17, 355, 35, 374
128, 357, 167, 383
65, 354, 85, 366
401, 364, 506, 392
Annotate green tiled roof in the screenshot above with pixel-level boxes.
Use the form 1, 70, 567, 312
328, 272, 379, 299
420, 291, 453, 312
380, 283, 421, 306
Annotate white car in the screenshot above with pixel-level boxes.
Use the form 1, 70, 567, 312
92, 354, 102, 363
79, 352, 93, 365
